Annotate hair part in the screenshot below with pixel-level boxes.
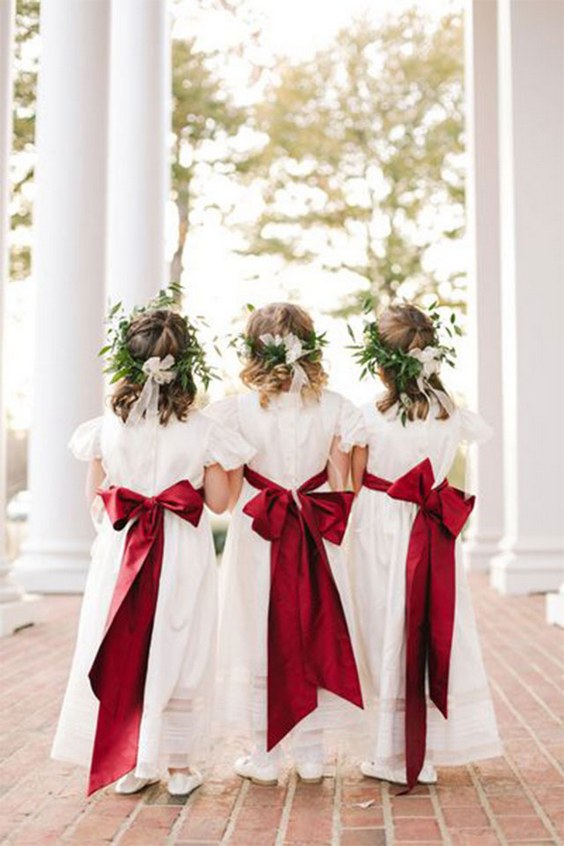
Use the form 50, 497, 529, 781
376, 302, 452, 421
111, 309, 196, 424
240, 302, 328, 408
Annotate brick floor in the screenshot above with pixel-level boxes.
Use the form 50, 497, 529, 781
0, 575, 562, 846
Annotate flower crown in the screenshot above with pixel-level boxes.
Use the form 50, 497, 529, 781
230, 308, 327, 371
99, 282, 215, 393
349, 301, 460, 423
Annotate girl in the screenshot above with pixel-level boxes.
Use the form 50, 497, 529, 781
206, 302, 365, 785
52, 294, 254, 797
347, 302, 502, 788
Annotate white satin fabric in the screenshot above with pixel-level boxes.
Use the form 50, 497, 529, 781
345, 398, 502, 771
51, 409, 255, 778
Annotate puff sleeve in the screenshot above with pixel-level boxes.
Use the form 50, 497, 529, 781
203, 410, 256, 471
336, 396, 368, 453
459, 408, 493, 445
68, 416, 103, 461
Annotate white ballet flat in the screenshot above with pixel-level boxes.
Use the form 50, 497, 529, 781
115, 770, 159, 794
296, 761, 324, 784
234, 755, 279, 786
360, 761, 438, 785
166, 770, 203, 797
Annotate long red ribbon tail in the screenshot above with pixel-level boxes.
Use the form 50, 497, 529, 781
404, 511, 431, 790
87, 524, 164, 795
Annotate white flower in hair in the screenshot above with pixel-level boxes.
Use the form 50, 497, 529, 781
408, 346, 441, 379
259, 332, 307, 365
283, 334, 305, 364
142, 354, 176, 385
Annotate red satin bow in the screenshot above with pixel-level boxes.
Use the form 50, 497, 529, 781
363, 459, 474, 789
243, 465, 363, 751
87, 480, 204, 795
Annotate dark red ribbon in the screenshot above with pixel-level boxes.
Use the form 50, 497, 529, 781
363, 459, 474, 789
243, 465, 363, 751
87, 480, 204, 795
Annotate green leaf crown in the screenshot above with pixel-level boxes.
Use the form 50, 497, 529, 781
99, 282, 215, 393
348, 301, 461, 420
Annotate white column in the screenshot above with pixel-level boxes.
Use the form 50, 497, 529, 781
0, 0, 39, 631
491, 0, 564, 595
106, 0, 169, 308
12, 0, 110, 593
463, 0, 504, 573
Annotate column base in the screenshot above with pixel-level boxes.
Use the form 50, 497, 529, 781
0, 594, 42, 637
462, 536, 501, 573
546, 584, 564, 627
490, 546, 564, 595
12, 540, 91, 593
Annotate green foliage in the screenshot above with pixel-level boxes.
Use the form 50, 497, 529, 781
100, 282, 216, 393
11, 0, 39, 280
242, 9, 466, 313
349, 301, 460, 423
169, 36, 251, 283
230, 324, 327, 370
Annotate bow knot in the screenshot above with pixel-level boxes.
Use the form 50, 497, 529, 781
87, 479, 204, 796
243, 465, 363, 750
363, 459, 474, 790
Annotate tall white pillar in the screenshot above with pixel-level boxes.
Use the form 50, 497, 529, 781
106, 0, 169, 308
12, 0, 110, 593
463, 0, 504, 573
491, 0, 564, 595
0, 0, 39, 631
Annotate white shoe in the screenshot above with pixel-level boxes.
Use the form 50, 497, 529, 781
234, 755, 279, 786
296, 762, 324, 783
166, 769, 203, 797
418, 764, 438, 784
360, 761, 437, 785
115, 771, 159, 794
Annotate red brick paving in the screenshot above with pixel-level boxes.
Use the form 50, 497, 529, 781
0, 574, 562, 845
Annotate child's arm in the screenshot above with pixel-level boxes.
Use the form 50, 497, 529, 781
86, 459, 105, 506
204, 463, 230, 514
328, 436, 351, 491
351, 446, 368, 495
227, 467, 244, 511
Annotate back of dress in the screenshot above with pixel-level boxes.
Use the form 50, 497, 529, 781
362, 398, 492, 484
210, 389, 363, 488
72, 409, 246, 495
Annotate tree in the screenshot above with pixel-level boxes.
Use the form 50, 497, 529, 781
11, 0, 39, 280
241, 10, 465, 312
170, 36, 256, 284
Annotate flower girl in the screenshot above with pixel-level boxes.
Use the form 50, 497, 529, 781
206, 303, 365, 785
52, 289, 254, 797
347, 302, 502, 789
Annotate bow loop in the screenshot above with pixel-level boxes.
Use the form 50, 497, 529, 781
386, 458, 436, 506
301, 491, 354, 546
243, 486, 292, 541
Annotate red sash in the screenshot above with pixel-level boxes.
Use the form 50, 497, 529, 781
243, 465, 363, 750
363, 459, 474, 789
87, 480, 204, 795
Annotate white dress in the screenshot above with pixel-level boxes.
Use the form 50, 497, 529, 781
205, 389, 366, 762
51, 409, 255, 779
346, 399, 502, 771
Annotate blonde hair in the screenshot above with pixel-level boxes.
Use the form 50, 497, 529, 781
240, 303, 328, 408
111, 309, 196, 425
377, 302, 452, 421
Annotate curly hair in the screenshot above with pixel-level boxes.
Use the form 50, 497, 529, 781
240, 303, 328, 408
377, 303, 452, 421
111, 309, 196, 424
